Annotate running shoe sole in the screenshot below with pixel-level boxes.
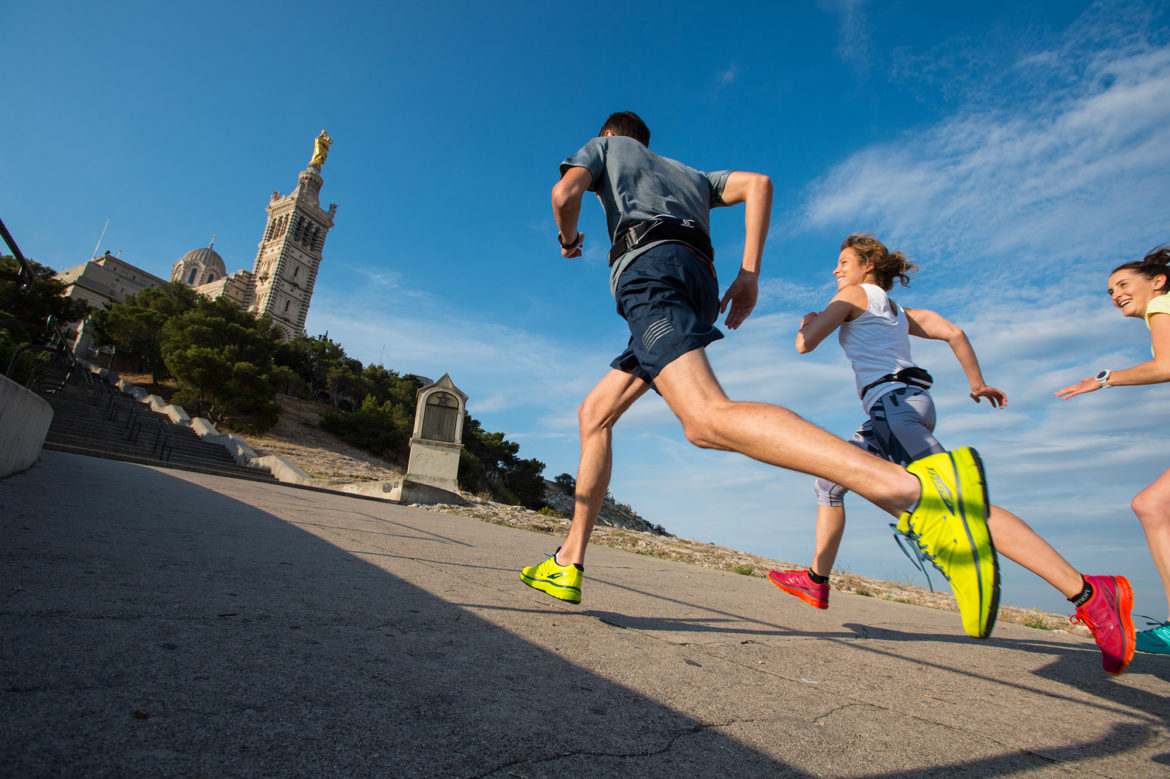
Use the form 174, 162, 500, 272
520, 555, 582, 603
898, 447, 999, 639
768, 570, 829, 609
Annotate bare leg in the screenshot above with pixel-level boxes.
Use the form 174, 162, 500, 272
653, 349, 921, 515
986, 505, 1082, 598
812, 505, 845, 578
1133, 468, 1170, 618
557, 370, 650, 566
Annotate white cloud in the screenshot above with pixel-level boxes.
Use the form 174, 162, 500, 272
800, 35, 1170, 273
818, 0, 871, 72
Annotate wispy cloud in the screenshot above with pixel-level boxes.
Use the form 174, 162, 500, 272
799, 9, 1170, 272
818, 0, 871, 72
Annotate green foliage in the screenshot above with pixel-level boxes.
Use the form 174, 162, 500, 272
161, 297, 280, 430
320, 394, 413, 465
274, 333, 348, 399
91, 287, 546, 506
1, 255, 89, 382
731, 565, 755, 576
554, 473, 576, 495
92, 283, 198, 381
458, 414, 546, 509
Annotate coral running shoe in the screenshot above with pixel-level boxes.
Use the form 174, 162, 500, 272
521, 550, 582, 604
1072, 575, 1135, 675
897, 447, 999, 639
1135, 618, 1170, 655
768, 569, 829, 609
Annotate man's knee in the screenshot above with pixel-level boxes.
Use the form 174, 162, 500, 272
676, 408, 724, 449
579, 393, 623, 436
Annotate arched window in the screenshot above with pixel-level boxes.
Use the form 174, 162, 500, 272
420, 391, 460, 443
187, 268, 197, 284
205, 273, 216, 284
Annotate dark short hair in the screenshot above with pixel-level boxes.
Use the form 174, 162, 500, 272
599, 111, 650, 146
1112, 244, 1170, 292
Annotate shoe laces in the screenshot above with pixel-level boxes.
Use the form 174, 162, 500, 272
1136, 614, 1170, 630
1070, 600, 1107, 633
890, 523, 941, 593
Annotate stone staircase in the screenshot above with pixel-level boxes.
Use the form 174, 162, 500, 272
36, 366, 278, 484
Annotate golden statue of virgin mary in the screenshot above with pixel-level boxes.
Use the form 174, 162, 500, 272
310, 130, 332, 167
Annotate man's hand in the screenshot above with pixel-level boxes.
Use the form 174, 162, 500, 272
559, 231, 584, 258
720, 269, 759, 329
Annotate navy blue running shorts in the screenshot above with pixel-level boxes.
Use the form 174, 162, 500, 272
610, 242, 723, 383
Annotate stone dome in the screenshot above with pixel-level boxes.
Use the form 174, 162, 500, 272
172, 245, 227, 286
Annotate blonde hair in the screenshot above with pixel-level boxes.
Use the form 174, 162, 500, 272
842, 233, 917, 291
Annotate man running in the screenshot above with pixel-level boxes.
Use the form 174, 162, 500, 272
521, 111, 1000, 640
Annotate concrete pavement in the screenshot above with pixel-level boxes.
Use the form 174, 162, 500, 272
2, 450, 1168, 777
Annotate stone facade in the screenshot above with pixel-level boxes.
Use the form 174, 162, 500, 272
57, 251, 169, 310
248, 165, 337, 337
58, 135, 338, 343
172, 156, 337, 339
405, 374, 468, 494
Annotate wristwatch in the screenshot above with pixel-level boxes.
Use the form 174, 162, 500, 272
558, 232, 581, 250
1095, 369, 1112, 388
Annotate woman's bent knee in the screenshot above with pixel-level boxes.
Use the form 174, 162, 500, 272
1133, 490, 1170, 528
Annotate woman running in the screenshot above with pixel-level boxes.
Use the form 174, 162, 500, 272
770, 233, 1135, 674
1056, 246, 1170, 656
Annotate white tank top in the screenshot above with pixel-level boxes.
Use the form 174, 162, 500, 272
838, 284, 918, 412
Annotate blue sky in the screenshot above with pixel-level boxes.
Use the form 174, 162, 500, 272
6, 0, 1170, 618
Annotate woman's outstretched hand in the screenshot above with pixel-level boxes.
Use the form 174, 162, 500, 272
1055, 377, 1100, 399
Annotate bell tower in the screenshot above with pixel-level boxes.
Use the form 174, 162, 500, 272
250, 131, 337, 338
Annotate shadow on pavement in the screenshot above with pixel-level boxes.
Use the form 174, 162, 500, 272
0, 460, 795, 777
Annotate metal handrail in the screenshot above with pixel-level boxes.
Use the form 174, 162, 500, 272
152, 420, 174, 461
3, 314, 71, 380
124, 402, 143, 444
0, 216, 36, 294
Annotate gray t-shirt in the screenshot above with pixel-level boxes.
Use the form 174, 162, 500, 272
560, 136, 731, 297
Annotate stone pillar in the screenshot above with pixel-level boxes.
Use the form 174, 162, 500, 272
405, 374, 467, 493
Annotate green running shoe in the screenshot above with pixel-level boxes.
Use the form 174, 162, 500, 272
897, 447, 999, 639
1135, 618, 1170, 655
521, 550, 582, 603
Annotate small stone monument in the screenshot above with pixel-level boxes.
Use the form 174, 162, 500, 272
390, 374, 468, 504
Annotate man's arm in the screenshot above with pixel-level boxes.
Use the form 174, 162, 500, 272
551, 167, 592, 258
717, 171, 773, 329
904, 307, 1006, 407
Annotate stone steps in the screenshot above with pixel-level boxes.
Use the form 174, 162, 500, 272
38, 372, 278, 484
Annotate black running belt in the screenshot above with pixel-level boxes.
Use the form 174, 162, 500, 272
608, 217, 714, 267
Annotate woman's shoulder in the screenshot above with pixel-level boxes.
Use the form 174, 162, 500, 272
1147, 294, 1170, 322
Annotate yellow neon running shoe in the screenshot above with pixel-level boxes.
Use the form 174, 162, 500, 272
521, 550, 582, 603
897, 447, 999, 639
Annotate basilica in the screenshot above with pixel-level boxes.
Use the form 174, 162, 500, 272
59, 131, 337, 340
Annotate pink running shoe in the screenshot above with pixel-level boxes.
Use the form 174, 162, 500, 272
1071, 575, 1135, 676
768, 569, 829, 610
